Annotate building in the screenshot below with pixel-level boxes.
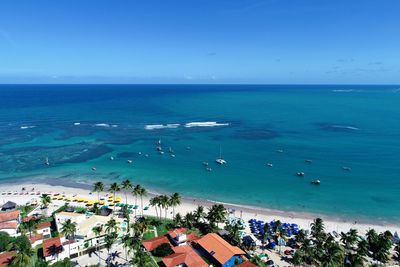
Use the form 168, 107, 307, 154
1, 201, 16, 211
0, 251, 15, 267
36, 221, 52, 238
42, 237, 64, 263
29, 233, 44, 247
0, 210, 20, 236
237, 261, 258, 267
196, 233, 246, 267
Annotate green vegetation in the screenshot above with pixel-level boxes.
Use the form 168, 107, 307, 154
152, 243, 173, 257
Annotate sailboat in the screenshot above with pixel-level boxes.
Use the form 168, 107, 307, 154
44, 157, 50, 166
215, 146, 227, 165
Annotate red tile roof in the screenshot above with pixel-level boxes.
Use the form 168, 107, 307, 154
0, 221, 18, 230
37, 221, 51, 229
42, 237, 63, 257
167, 228, 187, 239
142, 235, 170, 252
163, 245, 208, 267
238, 261, 258, 267
197, 233, 246, 265
0, 251, 15, 267
29, 233, 43, 244
0, 210, 19, 223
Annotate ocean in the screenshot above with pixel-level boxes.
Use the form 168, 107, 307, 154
0, 84, 399, 223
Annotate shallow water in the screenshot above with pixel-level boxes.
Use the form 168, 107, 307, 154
0, 84, 399, 222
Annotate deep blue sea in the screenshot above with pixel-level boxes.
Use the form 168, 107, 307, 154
1, 84, 399, 222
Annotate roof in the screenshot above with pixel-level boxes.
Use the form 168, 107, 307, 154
29, 233, 43, 244
0, 210, 20, 223
0, 251, 15, 267
167, 228, 187, 239
142, 235, 170, 252
197, 233, 246, 265
238, 261, 258, 267
1, 201, 16, 210
37, 221, 51, 229
0, 221, 18, 230
42, 237, 63, 257
163, 245, 208, 267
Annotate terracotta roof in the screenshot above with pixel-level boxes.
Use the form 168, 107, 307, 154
37, 221, 51, 229
167, 228, 187, 239
29, 233, 43, 244
238, 261, 258, 267
197, 233, 246, 265
0, 251, 15, 267
0, 210, 19, 223
163, 245, 208, 267
0, 221, 18, 230
142, 235, 170, 252
23, 216, 34, 223
43, 237, 63, 257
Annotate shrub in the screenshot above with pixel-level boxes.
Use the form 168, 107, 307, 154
152, 243, 173, 257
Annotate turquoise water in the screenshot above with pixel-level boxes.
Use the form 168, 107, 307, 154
0, 85, 399, 222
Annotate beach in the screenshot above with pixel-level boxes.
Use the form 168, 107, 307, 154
1, 181, 399, 236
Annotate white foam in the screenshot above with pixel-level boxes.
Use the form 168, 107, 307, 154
184, 121, 230, 128
73, 122, 81, 126
94, 123, 110, 128
332, 125, 360, 131
20, 126, 36, 129
145, 124, 180, 130
332, 89, 354, 93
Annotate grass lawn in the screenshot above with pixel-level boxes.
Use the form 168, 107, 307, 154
143, 230, 156, 240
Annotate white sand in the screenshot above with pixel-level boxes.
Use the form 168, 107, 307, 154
1, 182, 399, 236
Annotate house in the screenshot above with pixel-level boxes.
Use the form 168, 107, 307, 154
0, 251, 15, 267
29, 233, 44, 247
143, 235, 170, 252
167, 228, 190, 246
42, 237, 64, 263
54, 211, 86, 231
196, 233, 246, 267
1, 201, 16, 211
36, 221, 52, 238
162, 245, 208, 267
237, 261, 258, 267
0, 210, 20, 236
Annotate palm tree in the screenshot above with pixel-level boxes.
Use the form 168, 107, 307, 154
92, 225, 103, 267
60, 219, 77, 258
184, 212, 195, 229
138, 186, 147, 216
129, 249, 153, 267
322, 239, 344, 266
104, 232, 117, 267
207, 204, 227, 229
121, 179, 133, 205
311, 218, 325, 242
149, 196, 159, 219
11, 236, 34, 267
194, 205, 205, 223
159, 195, 170, 220
109, 182, 120, 213
105, 218, 119, 234
121, 233, 132, 260
20, 217, 38, 238
169, 192, 181, 218
173, 213, 183, 227
40, 194, 52, 216
132, 185, 142, 217
93, 181, 104, 202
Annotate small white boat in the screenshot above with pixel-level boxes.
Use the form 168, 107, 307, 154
202, 162, 209, 166
206, 167, 212, 172
215, 146, 227, 165
159, 151, 164, 155
156, 146, 162, 151
110, 156, 114, 161
138, 152, 142, 155
267, 163, 273, 167
296, 172, 305, 177
169, 147, 174, 153
276, 149, 284, 153
311, 179, 320, 185
171, 154, 175, 158
156, 139, 161, 145
127, 160, 133, 164
342, 166, 351, 171
45, 157, 50, 166
305, 159, 313, 163
91, 167, 97, 171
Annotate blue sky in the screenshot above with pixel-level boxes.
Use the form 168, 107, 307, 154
0, 0, 399, 84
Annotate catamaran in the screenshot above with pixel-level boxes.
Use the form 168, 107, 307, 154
215, 146, 227, 165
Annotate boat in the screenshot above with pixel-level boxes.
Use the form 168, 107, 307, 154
159, 151, 164, 155
156, 146, 163, 151
169, 147, 174, 153
305, 159, 313, 163
45, 157, 50, 166
138, 152, 142, 155
296, 172, 305, 177
202, 162, 209, 166
267, 163, 273, 167
215, 146, 227, 165
206, 167, 212, 172
311, 179, 320, 185
110, 156, 114, 161
91, 167, 97, 171
171, 154, 175, 157
127, 160, 133, 164
342, 166, 351, 171
276, 149, 284, 153
156, 139, 161, 145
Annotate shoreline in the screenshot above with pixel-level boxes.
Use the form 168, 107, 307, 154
0, 178, 399, 235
